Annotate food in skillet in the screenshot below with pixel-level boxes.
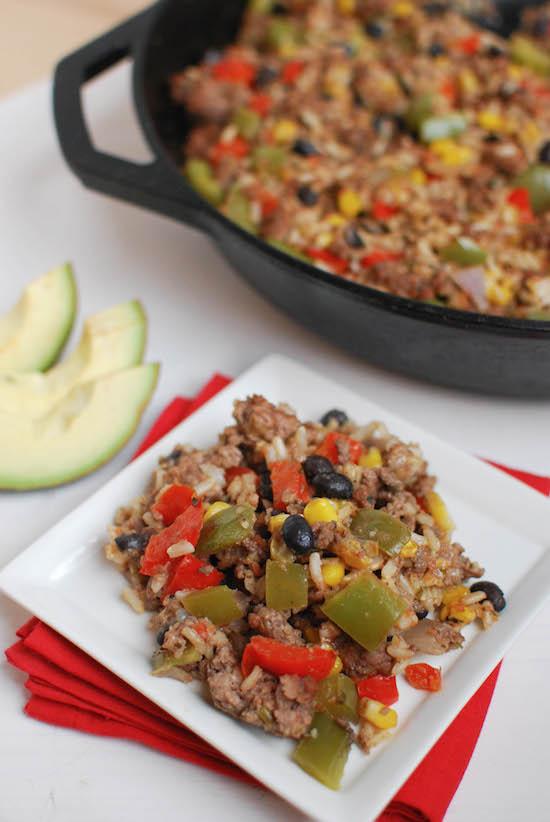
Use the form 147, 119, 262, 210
105, 395, 505, 788
170, 0, 550, 319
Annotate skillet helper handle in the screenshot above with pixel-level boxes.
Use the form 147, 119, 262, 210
53, 7, 205, 227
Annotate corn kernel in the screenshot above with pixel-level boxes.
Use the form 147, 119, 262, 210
508, 65, 523, 80
425, 490, 455, 533
338, 188, 363, 219
304, 498, 338, 525
360, 698, 398, 730
317, 231, 333, 248
269, 512, 289, 532
442, 585, 468, 606
331, 655, 344, 675
204, 500, 231, 521
486, 278, 514, 307
409, 168, 427, 186
477, 110, 506, 132
337, 0, 355, 13
322, 559, 346, 587
523, 121, 540, 145
392, 1, 414, 17
326, 212, 347, 227
431, 139, 473, 167
359, 446, 383, 469
459, 68, 479, 95
304, 625, 320, 643
273, 119, 298, 143
448, 602, 477, 624
400, 540, 418, 559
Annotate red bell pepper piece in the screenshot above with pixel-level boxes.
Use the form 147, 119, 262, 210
152, 484, 197, 526
241, 636, 336, 680
270, 460, 310, 511
210, 136, 250, 164
164, 554, 223, 596
456, 33, 480, 55
507, 188, 535, 223
140, 501, 204, 575
360, 249, 402, 268
225, 465, 260, 487
317, 432, 363, 465
306, 248, 348, 276
282, 60, 305, 84
212, 58, 256, 86
404, 662, 442, 692
439, 78, 457, 105
258, 190, 279, 218
249, 92, 272, 116
372, 201, 399, 221
356, 675, 399, 705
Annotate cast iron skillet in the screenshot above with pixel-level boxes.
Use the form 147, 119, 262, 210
53, 0, 550, 397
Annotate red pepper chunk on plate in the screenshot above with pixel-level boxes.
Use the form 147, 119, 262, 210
356, 675, 399, 705
152, 483, 197, 526
317, 432, 363, 465
270, 460, 310, 511
164, 555, 223, 596
405, 663, 442, 692
211, 58, 255, 85
140, 500, 204, 575
242, 636, 336, 680
225, 465, 259, 487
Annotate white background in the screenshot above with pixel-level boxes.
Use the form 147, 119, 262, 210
0, 65, 549, 822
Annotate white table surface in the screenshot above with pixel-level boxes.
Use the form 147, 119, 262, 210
1, 66, 549, 822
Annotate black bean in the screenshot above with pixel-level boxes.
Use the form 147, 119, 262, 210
365, 21, 384, 39
422, 2, 448, 16
259, 469, 273, 502
344, 226, 365, 249
297, 185, 319, 206
167, 447, 182, 463
312, 472, 353, 500
282, 514, 315, 555
156, 625, 170, 645
255, 65, 278, 88
320, 408, 348, 426
470, 581, 506, 613
292, 138, 319, 157
428, 42, 446, 57
486, 44, 505, 58
538, 141, 550, 165
303, 455, 334, 482
374, 569, 382, 578
115, 531, 151, 552
483, 133, 500, 143
415, 609, 429, 620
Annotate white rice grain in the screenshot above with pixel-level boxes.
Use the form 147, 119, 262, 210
167, 540, 195, 559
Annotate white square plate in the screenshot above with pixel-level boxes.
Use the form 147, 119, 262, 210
1, 354, 549, 821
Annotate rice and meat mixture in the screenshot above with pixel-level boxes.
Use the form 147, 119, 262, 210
170, 0, 550, 319
105, 395, 505, 788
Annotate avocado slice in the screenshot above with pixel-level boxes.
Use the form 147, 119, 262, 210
0, 263, 77, 372
0, 300, 147, 416
0, 363, 159, 490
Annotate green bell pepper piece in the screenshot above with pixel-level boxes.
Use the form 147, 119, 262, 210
351, 509, 411, 557
266, 18, 298, 54
510, 35, 550, 77
440, 237, 488, 266
249, 0, 272, 12
268, 239, 311, 263
196, 504, 255, 557
404, 94, 433, 133
183, 586, 243, 626
233, 107, 261, 140
321, 572, 407, 652
419, 113, 467, 143
152, 646, 201, 675
316, 674, 358, 722
253, 145, 287, 175
265, 559, 308, 611
515, 164, 550, 215
224, 189, 257, 234
293, 713, 351, 790
184, 159, 223, 205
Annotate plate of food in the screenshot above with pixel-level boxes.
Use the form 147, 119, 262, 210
0, 353, 549, 820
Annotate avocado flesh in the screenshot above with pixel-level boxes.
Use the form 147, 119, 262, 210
0, 300, 146, 417
0, 363, 159, 490
0, 263, 77, 372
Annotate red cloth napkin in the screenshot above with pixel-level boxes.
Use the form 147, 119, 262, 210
5, 374, 550, 821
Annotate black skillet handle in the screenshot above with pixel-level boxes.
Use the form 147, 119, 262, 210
53, 7, 206, 228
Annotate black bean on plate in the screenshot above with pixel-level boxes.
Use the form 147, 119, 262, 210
320, 408, 348, 427
470, 581, 506, 612
312, 471, 353, 499
282, 514, 315, 555
303, 455, 334, 482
